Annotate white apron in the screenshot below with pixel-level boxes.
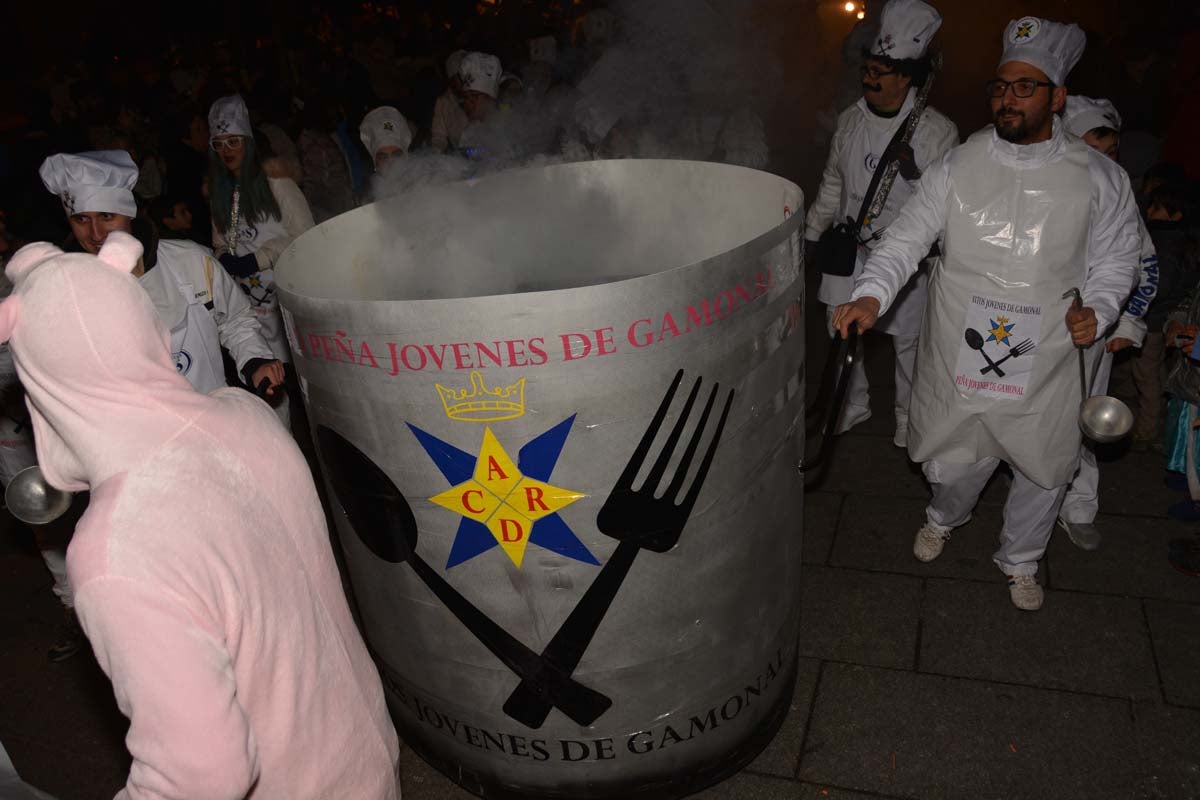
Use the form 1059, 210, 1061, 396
227, 214, 291, 362
909, 129, 1101, 489
140, 254, 226, 395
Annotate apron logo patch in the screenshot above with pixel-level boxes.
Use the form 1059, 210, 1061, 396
173, 350, 193, 375
954, 295, 1040, 398
1010, 17, 1041, 42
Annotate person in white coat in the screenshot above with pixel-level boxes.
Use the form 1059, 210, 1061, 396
1057, 96, 1159, 550
432, 49, 470, 153
834, 17, 1143, 611
805, 0, 959, 447
39, 150, 283, 398
208, 95, 316, 428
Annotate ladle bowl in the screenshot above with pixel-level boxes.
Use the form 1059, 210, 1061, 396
4, 466, 73, 525
1080, 395, 1134, 444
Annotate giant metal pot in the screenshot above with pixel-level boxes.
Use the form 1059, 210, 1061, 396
276, 159, 806, 799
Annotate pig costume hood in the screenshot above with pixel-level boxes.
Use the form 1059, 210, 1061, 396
0, 235, 400, 798
0, 234, 198, 492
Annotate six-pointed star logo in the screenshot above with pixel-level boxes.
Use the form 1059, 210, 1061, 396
986, 316, 1015, 346
409, 417, 598, 569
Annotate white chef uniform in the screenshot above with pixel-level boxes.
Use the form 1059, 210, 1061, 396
851, 94, 1142, 577
209, 95, 315, 365
142, 239, 276, 395
1059, 96, 1159, 525
805, 0, 958, 438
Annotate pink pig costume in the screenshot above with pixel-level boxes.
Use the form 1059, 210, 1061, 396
0, 233, 400, 799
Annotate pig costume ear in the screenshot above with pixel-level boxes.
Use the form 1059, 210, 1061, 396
0, 241, 66, 343
5, 242, 62, 284
96, 231, 143, 274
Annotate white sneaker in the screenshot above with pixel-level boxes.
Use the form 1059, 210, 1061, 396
1056, 518, 1101, 551
913, 522, 951, 562
1007, 575, 1044, 611
893, 414, 909, 448
835, 405, 872, 435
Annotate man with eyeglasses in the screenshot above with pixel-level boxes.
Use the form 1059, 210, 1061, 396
833, 17, 1142, 611
806, 0, 958, 448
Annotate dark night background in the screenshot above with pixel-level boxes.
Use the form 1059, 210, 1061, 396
2, 0, 1195, 194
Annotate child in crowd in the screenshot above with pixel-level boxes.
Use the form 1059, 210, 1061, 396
1156, 169, 1200, 517
147, 193, 206, 245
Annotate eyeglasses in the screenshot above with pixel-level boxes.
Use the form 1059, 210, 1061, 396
210, 136, 246, 152
985, 78, 1054, 99
860, 65, 897, 80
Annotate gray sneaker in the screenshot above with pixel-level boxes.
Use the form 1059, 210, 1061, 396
1057, 518, 1101, 551
48, 610, 85, 662
913, 522, 951, 562
1007, 575, 1044, 611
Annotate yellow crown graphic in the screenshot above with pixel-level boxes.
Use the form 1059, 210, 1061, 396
436, 371, 527, 422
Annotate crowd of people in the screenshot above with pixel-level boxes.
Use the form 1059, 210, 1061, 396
0, 0, 1198, 796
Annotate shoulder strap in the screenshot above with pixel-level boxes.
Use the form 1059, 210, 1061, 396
203, 255, 215, 299
853, 111, 913, 232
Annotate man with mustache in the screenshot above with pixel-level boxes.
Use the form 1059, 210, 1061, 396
806, 0, 958, 447
833, 17, 1142, 610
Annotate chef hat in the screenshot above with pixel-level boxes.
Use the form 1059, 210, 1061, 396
529, 35, 557, 65
583, 9, 616, 43
870, 0, 942, 61
208, 94, 253, 141
360, 106, 413, 158
446, 49, 468, 80
458, 52, 502, 99
38, 150, 138, 217
1063, 95, 1122, 137
999, 17, 1086, 86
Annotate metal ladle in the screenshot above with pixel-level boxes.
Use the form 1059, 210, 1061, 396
1063, 288, 1134, 444
4, 466, 73, 525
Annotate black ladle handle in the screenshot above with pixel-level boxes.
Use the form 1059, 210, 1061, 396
1063, 288, 1089, 403
802, 327, 859, 475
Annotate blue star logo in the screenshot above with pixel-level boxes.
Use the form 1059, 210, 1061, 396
985, 317, 1016, 346
408, 416, 600, 569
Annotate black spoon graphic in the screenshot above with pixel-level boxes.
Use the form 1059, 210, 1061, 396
316, 425, 612, 726
964, 328, 1005, 377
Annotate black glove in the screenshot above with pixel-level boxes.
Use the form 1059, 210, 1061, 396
218, 252, 260, 278
883, 141, 921, 181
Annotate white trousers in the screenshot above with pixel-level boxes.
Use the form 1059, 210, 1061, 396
39, 547, 73, 609
825, 306, 919, 424
1060, 348, 1114, 523
923, 458, 1068, 577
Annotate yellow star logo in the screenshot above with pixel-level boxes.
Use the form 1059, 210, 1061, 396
428, 428, 584, 567
987, 316, 1015, 346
